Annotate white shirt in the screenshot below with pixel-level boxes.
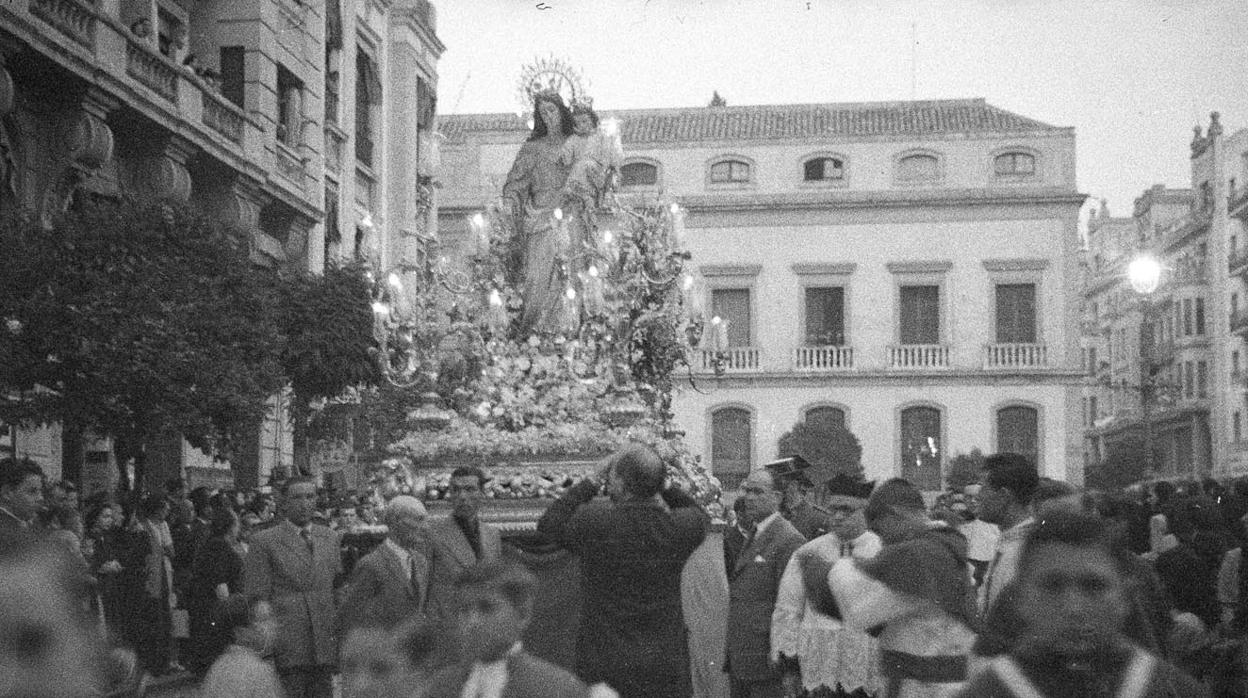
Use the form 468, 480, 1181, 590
460, 643, 522, 698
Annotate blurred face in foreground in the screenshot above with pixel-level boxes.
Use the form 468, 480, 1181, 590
454, 586, 527, 663
1015, 542, 1129, 656
0, 549, 101, 697
340, 628, 403, 698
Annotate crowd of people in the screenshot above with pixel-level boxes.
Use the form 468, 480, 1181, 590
4, 445, 1248, 698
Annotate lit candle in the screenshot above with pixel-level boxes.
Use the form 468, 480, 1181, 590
670, 204, 686, 249
711, 316, 729, 352
486, 289, 508, 335
584, 265, 605, 315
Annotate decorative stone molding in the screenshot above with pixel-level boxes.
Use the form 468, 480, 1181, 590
221, 186, 264, 230
791, 262, 856, 276
886, 260, 953, 274
700, 264, 762, 278
132, 155, 192, 201
982, 258, 1050, 272
67, 111, 113, 171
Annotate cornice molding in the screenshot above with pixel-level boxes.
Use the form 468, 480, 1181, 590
791, 263, 857, 276
982, 258, 1050, 272
700, 264, 762, 278
886, 260, 954, 274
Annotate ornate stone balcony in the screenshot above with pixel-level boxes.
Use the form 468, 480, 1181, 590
201, 91, 244, 144
792, 345, 854, 371
28, 0, 96, 48
274, 141, 306, 190
888, 344, 950, 370
125, 40, 178, 102
694, 348, 762, 373
983, 343, 1049, 370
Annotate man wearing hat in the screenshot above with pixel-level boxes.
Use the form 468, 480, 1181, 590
763, 457, 834, 541
772, 474, 882, 697
800, 478, 975, 698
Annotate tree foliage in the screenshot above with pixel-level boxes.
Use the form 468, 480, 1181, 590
0, 199, 377, 485
1085, 435, 1148, 491
776, 420, 864, 484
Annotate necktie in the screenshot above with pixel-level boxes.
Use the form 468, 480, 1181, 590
301, 528, 314, 555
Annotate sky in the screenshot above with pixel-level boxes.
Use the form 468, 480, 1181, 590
434, 0, 1248, 217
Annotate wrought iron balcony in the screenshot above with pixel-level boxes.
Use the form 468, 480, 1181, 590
694, 348, 762, 373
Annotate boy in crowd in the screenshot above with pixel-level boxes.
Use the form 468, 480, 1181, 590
955, 510, 1207, 697
424, 560, 590, 698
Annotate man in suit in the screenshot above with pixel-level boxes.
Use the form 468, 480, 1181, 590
243, 476, 343, 698
0, 457, 44, 530
538, 444, 709, 698
725, 470, 806, 698
426, 560, 590, 698
337, 495, 431, 632
427, 466, 502, 620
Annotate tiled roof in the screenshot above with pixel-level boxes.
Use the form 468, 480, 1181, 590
439, 98, 1067, 143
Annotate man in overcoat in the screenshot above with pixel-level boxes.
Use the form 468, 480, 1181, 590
243, 477, 342, 698
537, 444, 709, 698
337, 495, 431, 632
426, 466, 503, 620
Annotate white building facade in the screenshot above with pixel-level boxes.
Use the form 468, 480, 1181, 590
439, 98, 1086, 489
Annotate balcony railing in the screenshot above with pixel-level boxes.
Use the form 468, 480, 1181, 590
695, 348, 762, 373
1158, 209, 1211, 251
983, 343, 1049, 370
888, 344, 950, 370
125, 40, 179, 102
201, 91, 244, 144
793, 345, 854, 371
274, 142, 305, 189
28, 0, 96, 48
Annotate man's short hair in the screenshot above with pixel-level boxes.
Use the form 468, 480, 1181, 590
612, 444, 666, 499
0, 457, 44, 490
392, 617, 455, 670
279, 476, 316, 496
383, 496, 428, 527
863, 478, 925, 526
454, 560, 537, 612
449, 466, 488, 489
982, 452, 1039, 504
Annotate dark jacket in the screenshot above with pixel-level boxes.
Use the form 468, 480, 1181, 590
725, 514, 806, 682
537, 480, 709, 698
425, 650, 589, 698
336, 540, 429, 632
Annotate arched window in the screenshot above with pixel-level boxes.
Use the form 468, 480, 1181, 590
803, 157, 844, 182
900, 406, 942, 490
896, 154, 940, 182
710, 159, 751, 184
994, 152, 1036, 176
711, 407, 752, 489
620, 161, 658, 187
997, 405, 1039, 467
805, 406, 845, 433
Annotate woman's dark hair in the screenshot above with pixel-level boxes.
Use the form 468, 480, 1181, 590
528, 94, 575, 141
84, 503, 114, 534
209, 507, 239, 538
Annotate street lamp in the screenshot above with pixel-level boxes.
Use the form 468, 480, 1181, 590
1127, 253, 1164, 476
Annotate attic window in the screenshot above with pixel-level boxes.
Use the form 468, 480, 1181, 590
994, 152, 1036, 176
710, 160, 750, 184
897, 154, 940, 182
803, 157, 844, 182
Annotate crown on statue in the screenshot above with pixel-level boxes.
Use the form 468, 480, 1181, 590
516, 57, 588, 113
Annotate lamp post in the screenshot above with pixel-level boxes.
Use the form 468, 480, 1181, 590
1127, 254, 1163, 477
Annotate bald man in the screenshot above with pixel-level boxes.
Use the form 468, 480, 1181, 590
337, 496, 432, 633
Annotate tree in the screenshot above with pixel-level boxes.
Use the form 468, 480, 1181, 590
776, 420, 864, 484
945, 449, 986, 491
0, 200, 286, 488
1085, 435, 1148, 491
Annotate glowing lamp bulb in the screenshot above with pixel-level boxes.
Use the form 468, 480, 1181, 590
371, 301, 390, 315
602, 230, 614, 244
565, 286, 577, 300
669, 203, 681, 215
554, 208, 564, 221
602, 117, 620, 135
588, 265, 599, 278
488, 289, 503, 307
681, 274, 694, 291
387, 272, 402, 290
526, 118, 535, 130
711, 315, 722, 325
1127, 255, 1162, 294
471, 212, 485, 227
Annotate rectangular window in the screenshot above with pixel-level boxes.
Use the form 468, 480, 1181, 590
276, 65, 303, 147
1185, 361, 1195, 399
1195, 297, 1206, 335
804, 287, 845, 346
1183, 299, 1193, 336
711, 288, 751, 347
1087, 346, 1098, 375
355, 48, 382, 166
1198, 361, 1208, 398
1089, 396, 1098, 427
1235, 411, 1243, 443
995, 283, 1037, 344
899, 285, 940, 344
219, 47, 245, 108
